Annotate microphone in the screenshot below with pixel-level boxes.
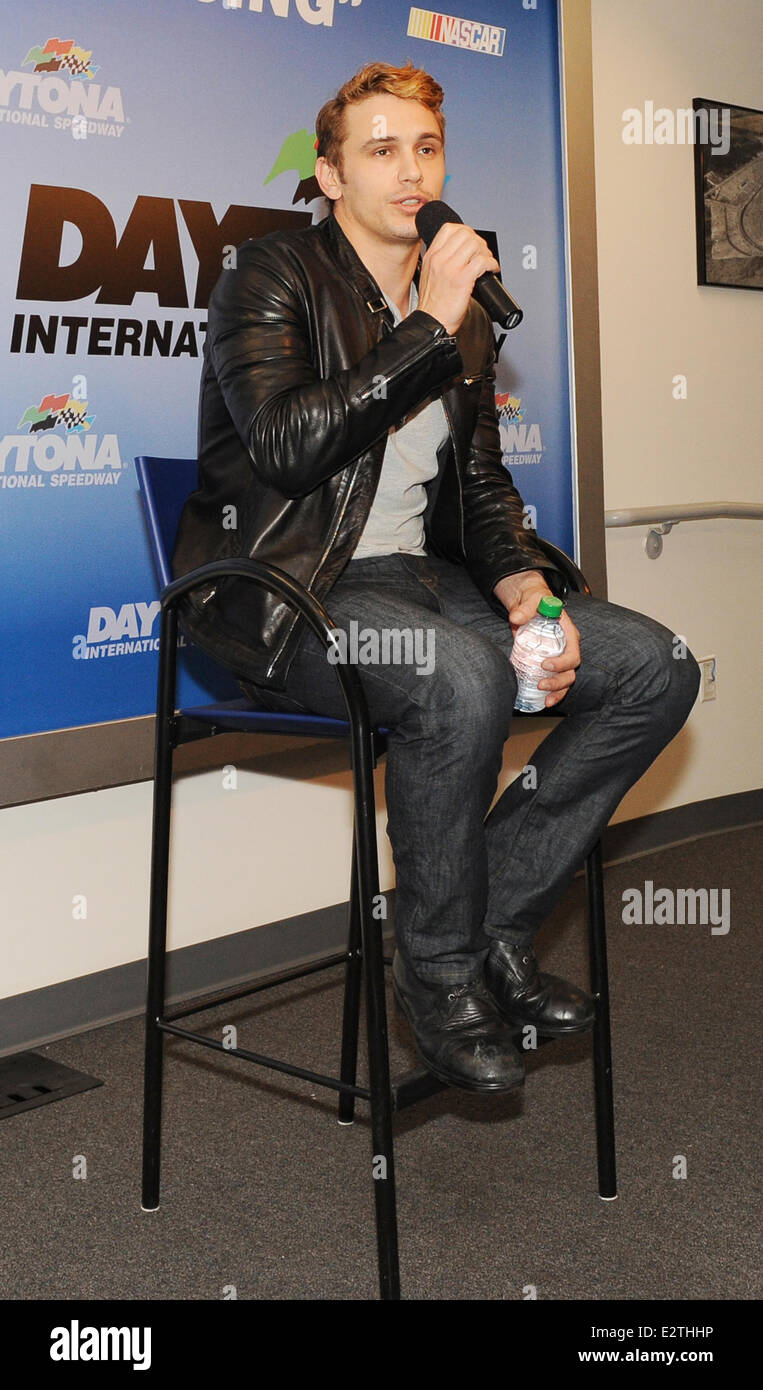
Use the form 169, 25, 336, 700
415, 200, 523, 330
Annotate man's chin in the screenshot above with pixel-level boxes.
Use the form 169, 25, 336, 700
384, 216, 422, 243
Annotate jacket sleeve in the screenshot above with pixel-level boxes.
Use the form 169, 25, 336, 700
206, 239, 463, 499
460, 323, 565, 602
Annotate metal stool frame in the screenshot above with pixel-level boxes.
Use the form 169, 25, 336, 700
138, 466, 616, 1302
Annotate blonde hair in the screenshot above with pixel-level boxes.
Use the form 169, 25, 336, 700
315, 60, 445, 178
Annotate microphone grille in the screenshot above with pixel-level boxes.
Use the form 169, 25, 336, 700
415, 199, 463, 246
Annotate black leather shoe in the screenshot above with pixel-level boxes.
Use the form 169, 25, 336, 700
485, 941, 595, 1036
392, 951, 524, 1093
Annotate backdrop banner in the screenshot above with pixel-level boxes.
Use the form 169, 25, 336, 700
1, 0, 573, 739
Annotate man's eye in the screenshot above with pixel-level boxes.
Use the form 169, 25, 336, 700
373, 147, 390, 156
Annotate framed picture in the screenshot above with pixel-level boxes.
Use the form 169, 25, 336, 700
693, 97, 763, 290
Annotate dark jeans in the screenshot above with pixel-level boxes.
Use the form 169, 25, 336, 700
246, 552, 700, 985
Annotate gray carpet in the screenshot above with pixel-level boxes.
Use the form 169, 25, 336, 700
2, 826, 760, 1301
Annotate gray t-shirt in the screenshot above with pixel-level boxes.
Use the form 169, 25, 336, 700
351, 281, 450, 559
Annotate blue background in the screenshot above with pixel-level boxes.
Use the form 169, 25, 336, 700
0, 0, 573, 737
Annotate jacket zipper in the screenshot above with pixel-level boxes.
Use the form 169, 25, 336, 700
354, 331, 455, 404
265, 300, 391, 675
264, 456, 368, 678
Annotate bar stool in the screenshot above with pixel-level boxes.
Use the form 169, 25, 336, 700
136, 454, 616, 1301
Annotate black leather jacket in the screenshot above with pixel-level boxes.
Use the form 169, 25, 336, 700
172, 213, 562, 688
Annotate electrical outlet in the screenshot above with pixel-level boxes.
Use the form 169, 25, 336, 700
698, 657, 717, 702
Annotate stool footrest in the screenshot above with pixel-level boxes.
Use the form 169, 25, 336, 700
157, 1018, 453, 1110
157, 1019, 372, 1100
154, 1015, 567, 1109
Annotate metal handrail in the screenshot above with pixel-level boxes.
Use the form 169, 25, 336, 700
604, 502, 762, 557
605, 502, 762, 527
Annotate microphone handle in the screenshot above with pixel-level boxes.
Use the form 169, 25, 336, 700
473, 272, 523, 330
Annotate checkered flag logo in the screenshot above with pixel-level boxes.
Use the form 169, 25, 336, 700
495, 392, 524, 423
56, 406, 86, 431
22, 39, 99, 80
61, 53, 89, 76
17, 394, 95, 435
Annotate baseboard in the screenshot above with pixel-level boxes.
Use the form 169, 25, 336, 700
1, 790, 759, 1057
599, 787, 762, 867
0, 901, 398, 1060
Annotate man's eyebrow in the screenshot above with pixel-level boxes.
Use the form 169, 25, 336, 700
358, 131, 443, 150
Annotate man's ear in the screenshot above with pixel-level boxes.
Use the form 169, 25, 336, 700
315, 155, 342, 203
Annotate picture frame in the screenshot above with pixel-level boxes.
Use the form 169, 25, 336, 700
693, 97, 763, 290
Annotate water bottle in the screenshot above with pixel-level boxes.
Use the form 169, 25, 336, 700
511, 596, 566, 712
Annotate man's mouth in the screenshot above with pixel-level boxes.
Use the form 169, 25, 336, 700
393, 196, 427, 211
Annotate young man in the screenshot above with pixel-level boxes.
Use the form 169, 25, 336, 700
173, 62, 700, 1093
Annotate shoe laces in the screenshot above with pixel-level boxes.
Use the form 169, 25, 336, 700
446, 980, 484, 1003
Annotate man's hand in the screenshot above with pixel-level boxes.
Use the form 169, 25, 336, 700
418, 222, 500, 336
493, 570, 581, 709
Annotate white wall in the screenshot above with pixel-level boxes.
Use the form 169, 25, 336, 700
590, 0, 762, 817
2, 0, 761, 1005
1, 759, 388, 999
1, 733, 546, 1000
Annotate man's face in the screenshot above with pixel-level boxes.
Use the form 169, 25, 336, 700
318, 92, 446, 247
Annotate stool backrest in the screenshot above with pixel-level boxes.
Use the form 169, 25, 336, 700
134, 455, 245, 704
135, 456, 198, 590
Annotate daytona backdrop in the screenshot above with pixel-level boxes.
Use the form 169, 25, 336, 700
1, 0, 574, 739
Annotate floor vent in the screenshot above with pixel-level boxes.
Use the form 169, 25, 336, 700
0, 1052, 103, 1119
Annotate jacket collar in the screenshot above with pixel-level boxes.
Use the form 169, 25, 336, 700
320, 214, 420, 330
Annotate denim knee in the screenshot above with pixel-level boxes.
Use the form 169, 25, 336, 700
427, 637, 515, 748
669, 645, 702, 723
632, 628, 701, 731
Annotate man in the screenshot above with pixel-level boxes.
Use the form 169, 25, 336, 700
173, 61, 700, 1093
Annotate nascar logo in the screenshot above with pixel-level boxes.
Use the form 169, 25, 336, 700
407, 8, 505, 56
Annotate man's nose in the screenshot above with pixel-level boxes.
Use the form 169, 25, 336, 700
398, 150, 424, 182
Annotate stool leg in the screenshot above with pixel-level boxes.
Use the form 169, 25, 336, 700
142, 606, 177, 1212
351, 727, 400, 1300
586, 839, 617, 1198
338, 835, 363, 1125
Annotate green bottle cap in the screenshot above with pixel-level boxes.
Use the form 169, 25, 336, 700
537, 596, 563, 619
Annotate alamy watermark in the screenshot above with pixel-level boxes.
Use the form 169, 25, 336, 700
622, 102, 730, 155
327, 620, 435, 676
621, 880, 730, 935
50, 1322, 150, 1370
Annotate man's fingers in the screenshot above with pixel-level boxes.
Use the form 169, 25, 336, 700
426, 223, 500, 275
541, 669, 576, 706
542, 646, 580, 671
508, 601, 546, 627
428, 221, 484, 250
539, 668, 576, 691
